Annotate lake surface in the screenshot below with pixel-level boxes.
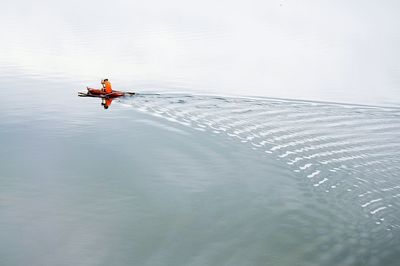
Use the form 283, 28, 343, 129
2, 0, 400, 105
1, 1, 400, 265
1, 77, 400, 266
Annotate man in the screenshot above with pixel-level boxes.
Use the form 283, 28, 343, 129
101, 79, 112, 94
97, 78, 113, 109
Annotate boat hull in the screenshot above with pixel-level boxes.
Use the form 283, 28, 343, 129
86, 89, 125, 98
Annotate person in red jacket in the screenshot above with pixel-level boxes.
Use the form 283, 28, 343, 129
101, 79, 112, 93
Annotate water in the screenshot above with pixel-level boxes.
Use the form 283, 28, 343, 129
1, 79, 400, 266
2, 0, 400, 105
1, 1, 400, 265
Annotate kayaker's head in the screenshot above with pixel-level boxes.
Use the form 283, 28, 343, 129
104, 105, 109, 109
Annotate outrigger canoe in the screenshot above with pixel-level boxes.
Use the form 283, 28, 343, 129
78, 88, 136, 98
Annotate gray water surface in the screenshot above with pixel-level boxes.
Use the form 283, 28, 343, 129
1, 77, 400, 265
2, 1, 400, 265
2, 0, 400, 105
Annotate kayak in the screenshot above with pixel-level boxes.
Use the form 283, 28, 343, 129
78, 88, 135, 98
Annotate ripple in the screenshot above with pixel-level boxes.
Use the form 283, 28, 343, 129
120, 93, 400, 230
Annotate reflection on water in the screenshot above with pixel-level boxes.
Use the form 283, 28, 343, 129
78, 90, 116, 110
1, 0, 400, 105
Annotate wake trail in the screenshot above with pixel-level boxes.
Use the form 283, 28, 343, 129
120, 93, 400, 230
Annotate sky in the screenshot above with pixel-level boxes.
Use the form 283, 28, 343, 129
1, 0, 400, 105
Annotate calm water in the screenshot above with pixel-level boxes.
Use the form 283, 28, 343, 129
1, 78, 400, 266
2, 0, 400, 105
1, 1, 400, 265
